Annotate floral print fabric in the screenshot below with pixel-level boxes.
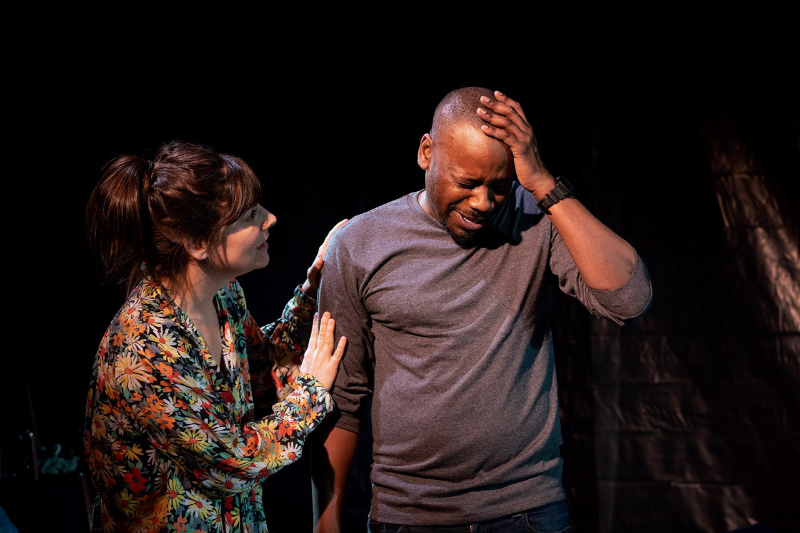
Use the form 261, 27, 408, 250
84, 276, 331, 532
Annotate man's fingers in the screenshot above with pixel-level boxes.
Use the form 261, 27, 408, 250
492, 91, 528, 121
477, 92, 537, 156
479, 92, 532, 134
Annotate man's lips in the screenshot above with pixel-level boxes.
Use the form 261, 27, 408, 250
455, 211, 488, 231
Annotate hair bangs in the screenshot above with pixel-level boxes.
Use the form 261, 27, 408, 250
220, 155, 262, 225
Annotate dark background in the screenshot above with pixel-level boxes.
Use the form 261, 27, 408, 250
3, 7, 798, 533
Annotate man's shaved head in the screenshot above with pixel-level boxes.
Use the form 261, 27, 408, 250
430, 86, 495, 139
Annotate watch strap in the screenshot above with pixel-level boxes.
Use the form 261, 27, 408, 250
536, 177, 575, 215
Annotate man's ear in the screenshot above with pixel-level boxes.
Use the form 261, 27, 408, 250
184, 238, 209, 261
417, 133, 432, 171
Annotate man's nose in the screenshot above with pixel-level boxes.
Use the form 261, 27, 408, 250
469, 187, 493, 212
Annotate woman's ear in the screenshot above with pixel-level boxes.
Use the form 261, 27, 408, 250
184, 238, 209, 260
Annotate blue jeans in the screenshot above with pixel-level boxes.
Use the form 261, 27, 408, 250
367, 499, 571, 533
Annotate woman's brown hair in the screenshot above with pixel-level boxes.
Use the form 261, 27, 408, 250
86, 140, 262, 295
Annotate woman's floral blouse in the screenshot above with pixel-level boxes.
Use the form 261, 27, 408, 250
84, 276, 332, 533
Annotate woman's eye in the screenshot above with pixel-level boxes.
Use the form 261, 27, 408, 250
247, 208, 258, 220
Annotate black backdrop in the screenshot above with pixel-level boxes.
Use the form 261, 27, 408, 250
3, 7, 798, 533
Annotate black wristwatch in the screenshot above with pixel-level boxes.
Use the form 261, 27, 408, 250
536, 177, 575, 215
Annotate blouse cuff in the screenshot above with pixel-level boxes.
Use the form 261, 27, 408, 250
295, 284, 317, 306
273, 374, 334, 430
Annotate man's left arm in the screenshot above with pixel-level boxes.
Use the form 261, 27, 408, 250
479, 90, 640, 292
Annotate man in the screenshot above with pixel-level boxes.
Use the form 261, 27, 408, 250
312, 87, 653, 532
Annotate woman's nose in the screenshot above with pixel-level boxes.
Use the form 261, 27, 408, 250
262, 211, 277, 230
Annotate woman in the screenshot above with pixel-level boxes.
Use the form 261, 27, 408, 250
83, 140, 347, 532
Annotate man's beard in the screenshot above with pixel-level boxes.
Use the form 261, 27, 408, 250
437, 207, 489, 249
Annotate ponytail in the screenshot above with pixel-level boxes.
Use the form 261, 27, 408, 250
85, 155, 151, 295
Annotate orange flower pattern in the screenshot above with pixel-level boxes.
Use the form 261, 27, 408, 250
84, 277, 331, 532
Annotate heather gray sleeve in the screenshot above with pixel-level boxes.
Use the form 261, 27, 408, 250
317, 226, 374, 434
587, 252, 653, 324
550, 226, 653, 326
